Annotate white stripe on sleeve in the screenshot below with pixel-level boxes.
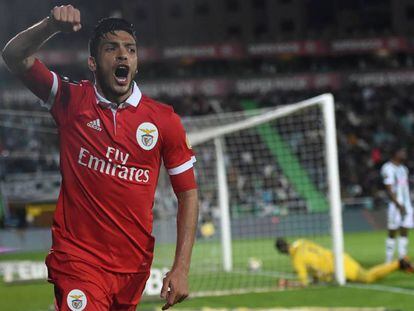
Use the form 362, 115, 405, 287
41, 71, 58, 110
168, 156, 196, 175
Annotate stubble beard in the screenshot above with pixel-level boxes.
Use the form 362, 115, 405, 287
95, 66, 135, 100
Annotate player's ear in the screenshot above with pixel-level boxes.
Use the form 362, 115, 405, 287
88, 56, 97, 72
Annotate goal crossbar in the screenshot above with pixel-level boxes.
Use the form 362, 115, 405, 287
188, 94, 333, 146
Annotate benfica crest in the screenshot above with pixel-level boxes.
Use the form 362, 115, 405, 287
72, 299, 83, 309
137, 122, 159, 150
141, 130, 155, 146
67, 289, 87, 311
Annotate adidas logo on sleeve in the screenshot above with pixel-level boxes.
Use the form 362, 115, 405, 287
87, 119, 102, 132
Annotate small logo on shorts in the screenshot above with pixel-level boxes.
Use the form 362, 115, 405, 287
67, 289, 87, 311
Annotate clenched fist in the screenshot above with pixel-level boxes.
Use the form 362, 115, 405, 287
49, 5, 81, 32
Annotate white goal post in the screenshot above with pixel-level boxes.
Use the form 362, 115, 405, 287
188, 93, 345, 285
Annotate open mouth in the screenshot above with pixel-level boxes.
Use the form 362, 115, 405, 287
114, 65, 129, 85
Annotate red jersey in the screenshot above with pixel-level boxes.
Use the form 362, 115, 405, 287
20, 59, 197, 273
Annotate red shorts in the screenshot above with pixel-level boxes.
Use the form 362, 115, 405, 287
46, 251, 150, 311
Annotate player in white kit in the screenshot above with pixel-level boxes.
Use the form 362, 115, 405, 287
381, 145, 413, 262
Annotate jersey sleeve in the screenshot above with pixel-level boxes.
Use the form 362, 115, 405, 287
19, 59, 55, 106
18, 58, 79, 127
162, 112, 197, 193
381, 164, 395, 186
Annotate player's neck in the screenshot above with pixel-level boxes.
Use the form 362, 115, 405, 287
95, 83, 133, 105
391, 159, 402, 166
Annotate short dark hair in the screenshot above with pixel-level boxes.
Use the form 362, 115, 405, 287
390, 142, 406, 157
275, 238, 287, 250
89, 17, 136, 58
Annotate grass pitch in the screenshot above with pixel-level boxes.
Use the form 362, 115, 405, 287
1, 230, 413, 310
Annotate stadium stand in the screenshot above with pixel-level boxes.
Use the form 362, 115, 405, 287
2, 0, 414, 226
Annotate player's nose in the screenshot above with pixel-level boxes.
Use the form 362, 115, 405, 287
116, 47, 128, 61
116, 54, 128, 61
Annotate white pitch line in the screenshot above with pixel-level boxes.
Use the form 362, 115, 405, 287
191, 286, 280, 298
345, 283, 414, 296
229, 269, 297, 279
190, 283, 414, 301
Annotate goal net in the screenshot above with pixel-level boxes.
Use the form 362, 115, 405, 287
152, 94, 344, 296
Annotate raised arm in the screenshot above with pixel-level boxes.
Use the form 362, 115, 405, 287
2, 5, 81, 73
161, 188, 199, 310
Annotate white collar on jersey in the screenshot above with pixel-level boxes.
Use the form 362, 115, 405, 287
94, 81, 142, 108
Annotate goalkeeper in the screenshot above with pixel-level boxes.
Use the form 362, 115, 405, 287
275, 238, 413, 287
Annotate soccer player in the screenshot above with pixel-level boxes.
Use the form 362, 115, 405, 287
275, 238, 413, 287
381, 145, 413, 263
2, 5, 199, 311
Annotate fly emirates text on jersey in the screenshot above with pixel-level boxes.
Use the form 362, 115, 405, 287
77, 146, 150, 183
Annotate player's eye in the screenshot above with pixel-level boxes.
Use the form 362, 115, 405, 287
128, 48, 136, 53
105, 47, 116, 52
